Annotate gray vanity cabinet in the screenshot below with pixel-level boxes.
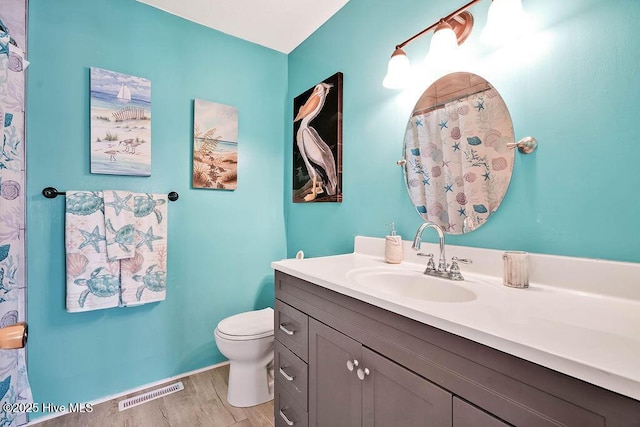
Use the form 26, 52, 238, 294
308, 319, 452, 426
275, 299, 310, 427
361, 346, 452, 426
308, 318, 362, 426
274, 271, 640, 427
453, 398, 509, 427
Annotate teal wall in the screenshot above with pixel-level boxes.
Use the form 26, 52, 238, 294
27, 0, 287, 412
25, 0, 640, 415
286, 0, 640, 264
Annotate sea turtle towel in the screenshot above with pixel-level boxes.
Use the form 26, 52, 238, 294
65, 191, 121, 312
118, 192, 167, 307
65, 191, 168, 312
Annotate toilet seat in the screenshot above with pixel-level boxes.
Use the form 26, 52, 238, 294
216, 307, 274, 341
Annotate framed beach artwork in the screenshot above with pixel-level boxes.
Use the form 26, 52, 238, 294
90, 67, 151, 176
292, 72, 343, 203
192, 99, 238, 190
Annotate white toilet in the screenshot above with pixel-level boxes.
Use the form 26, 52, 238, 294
214, 307, 275, 407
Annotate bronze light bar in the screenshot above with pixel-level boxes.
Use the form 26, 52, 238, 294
393, 0, 481, 52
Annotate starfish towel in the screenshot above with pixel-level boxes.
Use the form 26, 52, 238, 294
119, 193, 168, 306
103, 190, 136, 261
65, 191, 120, 312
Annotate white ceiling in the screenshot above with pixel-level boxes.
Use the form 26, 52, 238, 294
137, 0, 350, 54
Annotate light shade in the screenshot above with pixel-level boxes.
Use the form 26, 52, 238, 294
381, 0, 480, 89
425, 21, 459, 65
383, 48, 412, 89
480, 0, 528, 45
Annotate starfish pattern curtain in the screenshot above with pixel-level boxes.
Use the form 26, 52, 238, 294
0, 1, 32, 425
404, 88, 515, 233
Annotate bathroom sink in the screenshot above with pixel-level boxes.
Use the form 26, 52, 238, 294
346, 268, 477, 303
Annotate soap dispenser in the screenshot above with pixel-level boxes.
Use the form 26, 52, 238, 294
384, 222, 403, 264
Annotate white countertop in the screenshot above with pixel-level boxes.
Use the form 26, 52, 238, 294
272, 236, 640, 401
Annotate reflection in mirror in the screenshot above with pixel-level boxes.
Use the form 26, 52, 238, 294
403, 72, 514, 234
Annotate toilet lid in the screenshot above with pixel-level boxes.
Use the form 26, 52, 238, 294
217, 307, 274, 339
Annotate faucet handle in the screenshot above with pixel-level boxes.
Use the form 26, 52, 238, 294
418, 253, 436, 272
449, 256, 471, 281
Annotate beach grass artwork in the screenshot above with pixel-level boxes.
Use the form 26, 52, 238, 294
192, 99, 238, 190
90, 67, 151, 176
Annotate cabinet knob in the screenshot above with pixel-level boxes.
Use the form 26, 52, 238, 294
357, 367, 370, 380
346, 359, 359, 372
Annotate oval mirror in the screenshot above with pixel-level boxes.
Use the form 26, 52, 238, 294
403, 72, 515, 234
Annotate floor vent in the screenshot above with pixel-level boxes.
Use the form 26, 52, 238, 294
118, 381, 184, 412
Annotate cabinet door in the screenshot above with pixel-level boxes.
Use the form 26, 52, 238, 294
362, 348, 452, 427
453, 397, 510, 427
309, 319, 362, 427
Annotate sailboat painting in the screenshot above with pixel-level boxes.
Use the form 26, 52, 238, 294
90, 67, 151, 176
117, 84, 132, 102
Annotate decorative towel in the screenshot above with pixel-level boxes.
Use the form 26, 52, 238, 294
103, 190, 135, 261
120, 193, 168, 306
65, 191, 120, 312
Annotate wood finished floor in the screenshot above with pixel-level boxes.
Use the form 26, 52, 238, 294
35, 364, 274, 427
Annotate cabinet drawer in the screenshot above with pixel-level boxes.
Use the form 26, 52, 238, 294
275, 299, 308, 361
276, 382, 308, 427
454, 397, 511, 427
275, 340, 308, 411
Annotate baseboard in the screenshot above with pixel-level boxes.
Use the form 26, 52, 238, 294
26, 360, 229, 425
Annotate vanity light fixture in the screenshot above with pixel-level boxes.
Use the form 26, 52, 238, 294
383, 0, 528, 89
425, 19, 461, 64
480, 0, 528, 45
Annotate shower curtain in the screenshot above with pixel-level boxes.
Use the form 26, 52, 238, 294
404, 88, 515, 233
0, 1, 32, 425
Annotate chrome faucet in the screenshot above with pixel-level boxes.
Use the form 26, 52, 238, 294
412, 221, 472, 280
412, 221, 447, 272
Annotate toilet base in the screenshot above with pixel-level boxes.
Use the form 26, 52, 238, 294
227, 360, 274, 407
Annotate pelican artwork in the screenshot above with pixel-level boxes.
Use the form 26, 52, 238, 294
294, 82, 339, 202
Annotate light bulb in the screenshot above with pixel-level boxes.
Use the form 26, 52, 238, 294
480, 0, 529, 46
425, 21, 459, 66
383, 48, 412, 89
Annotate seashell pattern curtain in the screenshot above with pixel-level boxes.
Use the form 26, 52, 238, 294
0, 0, 32, 425
404, 88, 515, 233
